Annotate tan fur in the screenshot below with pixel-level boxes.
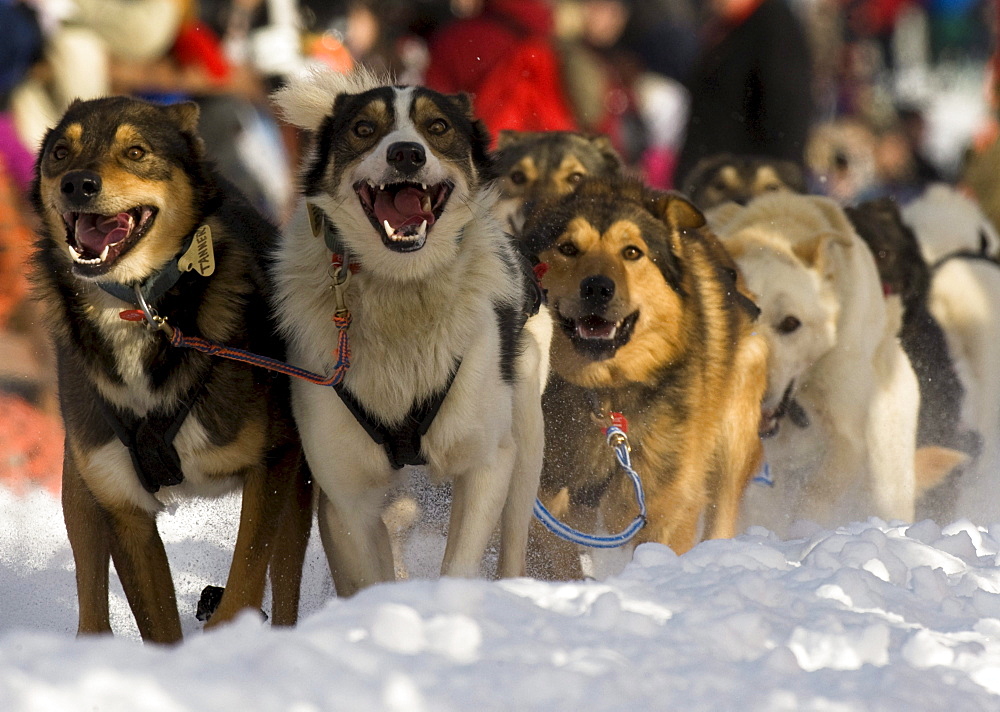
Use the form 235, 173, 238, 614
527, 183, 767, 579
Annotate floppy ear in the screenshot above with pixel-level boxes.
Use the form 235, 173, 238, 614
648, 191, 707, 231
792, 233, 848, 282
271, 65, 392, 130
807, 196, 857, 247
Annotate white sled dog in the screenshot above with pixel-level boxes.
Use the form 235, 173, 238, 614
271, 69, 551, 595
711, 193, 919, 533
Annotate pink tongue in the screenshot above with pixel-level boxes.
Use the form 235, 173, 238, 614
76, 213, 132, 254
373, 187, 434, 231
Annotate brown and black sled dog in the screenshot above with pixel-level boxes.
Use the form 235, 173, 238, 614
521, 176, 768, 579
31, 97, 311, 643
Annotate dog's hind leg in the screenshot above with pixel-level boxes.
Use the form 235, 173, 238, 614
207, 449, 302, 629
317, 488, 395, 596
62, 448, 113, 637
268, 455, 313, 627
442, 441, 516, 578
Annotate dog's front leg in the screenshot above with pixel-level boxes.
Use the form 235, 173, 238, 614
207, 450, 302, 629
62, 447, 113, 637
318, 487, 395, 596
442, 440, 516, 578
105, 502, 182, 644
525, 488, 588, 580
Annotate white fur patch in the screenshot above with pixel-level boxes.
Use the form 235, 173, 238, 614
271, 66, 395, 131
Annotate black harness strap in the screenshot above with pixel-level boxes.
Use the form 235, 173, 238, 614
335, 361, 462, 470
94, 387, 202, 493
931, 249, 1000, 272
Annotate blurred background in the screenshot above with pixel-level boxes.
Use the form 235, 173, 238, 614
1, 0, 998, 491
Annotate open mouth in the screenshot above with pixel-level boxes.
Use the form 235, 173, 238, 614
355, 180, 453, 253
760, 380, 810, 438
557, 311, 639, 361
63, 207, 157, 273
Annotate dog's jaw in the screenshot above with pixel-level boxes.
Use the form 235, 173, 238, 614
62, 206, 158, 277
555, 307, 639, 361
354, 179, 454, 253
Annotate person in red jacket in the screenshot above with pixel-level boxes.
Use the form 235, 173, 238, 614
425, 0, 578, 142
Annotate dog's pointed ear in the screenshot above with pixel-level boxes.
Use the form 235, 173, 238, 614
648, 191, 707, 232
164, 101, 201, 134
447, 92, 475, 117
588, 135, 623, 173
163, 102, 205, 156
705, 201, 744, 232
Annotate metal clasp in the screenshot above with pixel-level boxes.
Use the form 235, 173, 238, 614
133, 284, 168, 332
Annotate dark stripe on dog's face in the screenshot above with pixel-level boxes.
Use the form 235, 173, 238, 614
302, 87, 396, 196
409, 88, 492, 178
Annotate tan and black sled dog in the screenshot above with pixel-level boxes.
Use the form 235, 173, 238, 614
270, 69, 550, 595
521, 176, 768, 579
31, 97, 311, 643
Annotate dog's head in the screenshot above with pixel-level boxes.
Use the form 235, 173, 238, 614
682, 153, 806, 211
522, 176, 704, 388
491, 131, 622, 236
32, 97, 209, 285
714, 196, 849, 436
846, 198, 929, 306
274, 69, 492, 281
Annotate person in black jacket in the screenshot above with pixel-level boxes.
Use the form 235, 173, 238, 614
676, 0, 814, 185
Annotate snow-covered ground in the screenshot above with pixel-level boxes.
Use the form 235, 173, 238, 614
3, 479, 1000, 711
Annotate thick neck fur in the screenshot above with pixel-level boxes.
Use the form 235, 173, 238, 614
275, 192, 519, 425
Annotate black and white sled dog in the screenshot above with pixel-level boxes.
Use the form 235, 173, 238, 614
271, 68, 551, 595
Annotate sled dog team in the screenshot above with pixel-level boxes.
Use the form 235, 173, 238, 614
30, 69, 989, 643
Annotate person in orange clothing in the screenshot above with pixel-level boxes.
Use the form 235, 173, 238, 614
0, 155, 62, 494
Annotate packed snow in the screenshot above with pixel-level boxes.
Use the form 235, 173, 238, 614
3, 478, 1000, 711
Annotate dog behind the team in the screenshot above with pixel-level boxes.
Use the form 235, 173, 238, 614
520, 175, 768, 579
711, 193, 920, 534
270, 68, 550, 595
846, 198, 976, 521
491, 130, 623, 236
31, 97, 311, 643
902, 185, 1000, 522
681, 152, 806, 211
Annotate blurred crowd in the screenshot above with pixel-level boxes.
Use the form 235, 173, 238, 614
0, 0, 997, 491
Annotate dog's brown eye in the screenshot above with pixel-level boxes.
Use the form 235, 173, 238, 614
510, 170, 527, 185
428, 119, 449, 135
52, 145, 69, 161
557, 242, 579, 257
126, 146, 146, 160
622, 245, 643, 260
567, 172, 585, 185
353, 121, 375, 138
776, 315, 801, 334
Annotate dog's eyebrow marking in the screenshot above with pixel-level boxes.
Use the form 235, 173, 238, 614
63, 123, 83, 143
563, 216, 600, 250
114, 124, 145, 147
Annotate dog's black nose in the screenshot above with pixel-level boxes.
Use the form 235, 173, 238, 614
580, 275, 615, 309
61, 170, 102, 205
386, 142, 426, 175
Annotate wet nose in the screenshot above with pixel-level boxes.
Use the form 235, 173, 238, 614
386, 142, 426, 175
580, 275, 615, 310
61, 170, 102, 206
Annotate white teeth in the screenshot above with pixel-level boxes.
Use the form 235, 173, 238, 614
100, 244, 110, 261
68, 244, 103, 265
379, 183, 386, 191
417, 219, 428, 240
420, 183, 427, 190
383, 219, 394, 237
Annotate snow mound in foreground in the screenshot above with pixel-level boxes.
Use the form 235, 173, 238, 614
3, 486, 1000, 711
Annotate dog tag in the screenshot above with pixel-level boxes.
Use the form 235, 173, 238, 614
178, 224, 215, 277
307, 202, 326, 239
